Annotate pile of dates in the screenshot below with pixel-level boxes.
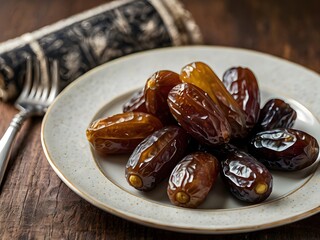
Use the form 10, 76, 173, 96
86, 62, 319, 208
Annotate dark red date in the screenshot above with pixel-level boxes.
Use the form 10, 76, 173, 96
125, 126, 189, 191
168, 83, 231, 146
167, 152, 219, 208
222, 67, 261, 130
256, 98, 297, 132
248, 128, 319, 171
221, 150, 273, 203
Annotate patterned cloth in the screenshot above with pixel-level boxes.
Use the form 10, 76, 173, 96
0, 0, 202, 101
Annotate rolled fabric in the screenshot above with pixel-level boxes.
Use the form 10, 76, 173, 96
0, 0, 202, 101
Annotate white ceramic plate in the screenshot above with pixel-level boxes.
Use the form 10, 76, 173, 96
41, 46, 320, 234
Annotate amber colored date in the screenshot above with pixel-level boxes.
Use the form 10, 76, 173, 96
144, 70, 181, 124
167, 152, 219, 208
125, 126, 189, 191
248, 128, 319, 171
221, 150, 273, 203
86, 112, 162, 155
222, 67, 261, 130
256, 98, 297, 132
168, 83, 231, 146
122, 88, 147, 113
180, 62, 247, 138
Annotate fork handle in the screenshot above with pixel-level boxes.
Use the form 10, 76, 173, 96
0, 111, 29, 186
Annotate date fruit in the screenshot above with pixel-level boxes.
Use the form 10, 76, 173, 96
257, 98, 297, 131
168, 83, 231, 146
86, 112, 162, 155
248, 128, 319, 171
123, 88, 147, 113
167, 152, 219, 208
125, 126, 189, 191
180, 62, 247, 138
222, 67, 261, 130
144, 70, 181, 124
221, 150, 273, 203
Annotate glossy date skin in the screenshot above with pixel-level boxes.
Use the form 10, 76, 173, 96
86, 112, 162, 155
222, 67, 261, 130
248, 128, 319, 171
256, 98, 297, 132
144, 70, 181, 124
221, 150, 273, 203
168, 83, 231, 146
167, 152, 219, 208
122, 88, 147, 113
125, 126, 189, 191
180, 62, 247, 138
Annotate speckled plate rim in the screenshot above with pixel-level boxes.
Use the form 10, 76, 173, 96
41, 46, 320, 234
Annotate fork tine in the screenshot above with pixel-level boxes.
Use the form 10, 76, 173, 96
29, 58, 41, 99
14, 57, 60, 114
34, 59, 47, 100
17, 57, 33, 100
46, 59, 59, 103
39, 58, 50, 102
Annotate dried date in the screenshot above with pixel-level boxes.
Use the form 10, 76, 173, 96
125, 126, 189, 191
167, 83, 231, 146
256, 98, 297, 132
144, 70, 181, 124
221, 150, 273, 203
222, 67, 261, 130
180, 62, 247, 138
86, 112, 162, 155
167, 152, 219, 208
248, 128, 319, 171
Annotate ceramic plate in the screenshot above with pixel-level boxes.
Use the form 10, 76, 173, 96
41, 46, 320, 234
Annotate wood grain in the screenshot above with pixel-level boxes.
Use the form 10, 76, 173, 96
0, 0, 319, 239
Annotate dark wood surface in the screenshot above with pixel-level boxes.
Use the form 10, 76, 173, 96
0, 0, 319, 239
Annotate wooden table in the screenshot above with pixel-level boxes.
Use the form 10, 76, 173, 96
0, 0, 319, 239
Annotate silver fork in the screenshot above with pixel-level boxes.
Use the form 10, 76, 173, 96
0, 57, 59, 186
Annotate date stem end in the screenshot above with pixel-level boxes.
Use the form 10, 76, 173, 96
255, 182, 268, 194
175, 191, 190, 204
128, 174, 143, 189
